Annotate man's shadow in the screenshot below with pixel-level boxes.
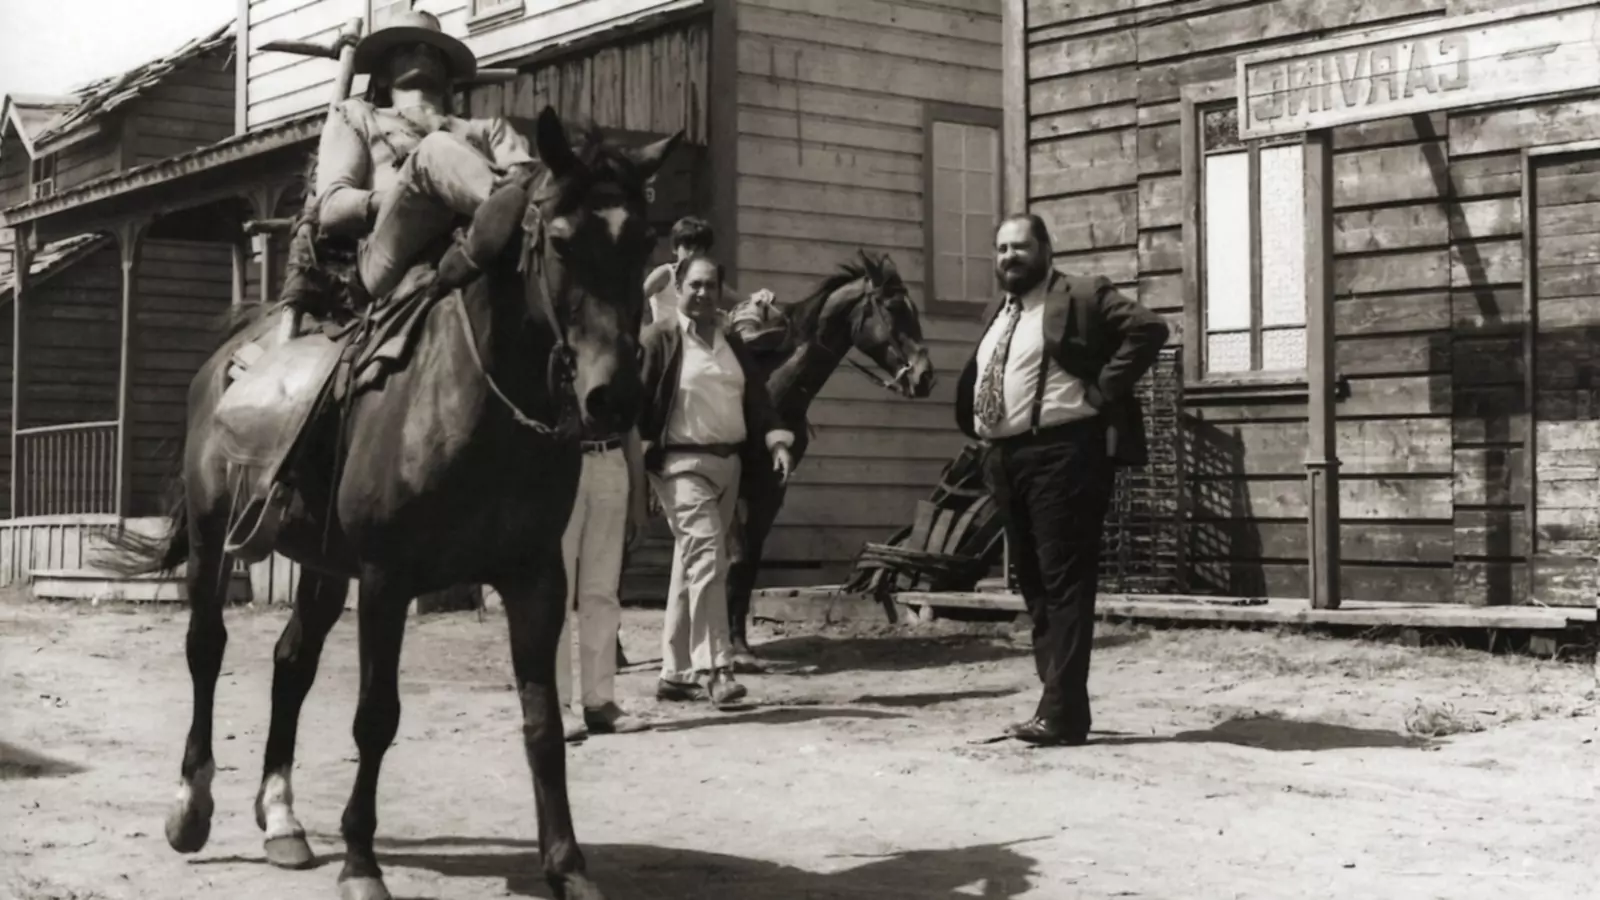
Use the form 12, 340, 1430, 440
262, 835, 1041, 899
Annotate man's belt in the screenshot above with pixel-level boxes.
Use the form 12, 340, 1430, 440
579, 436, 623, 453
661, 442, 740, 457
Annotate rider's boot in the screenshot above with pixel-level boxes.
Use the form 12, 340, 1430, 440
432, 165, 540, 298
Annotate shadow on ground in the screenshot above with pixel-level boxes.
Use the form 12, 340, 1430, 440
650, 706, 908, 733
1093, 713, 1431, 752
371, 835, 1042, 899
746, 634, 1028, 676
0, 741, 89, 780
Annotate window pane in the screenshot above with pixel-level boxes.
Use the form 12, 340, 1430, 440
932, 121, 964, 169
965, 213, 994, 256
964, 258, 993, 301
935, 254, 962, 302
934, 168, 964, 212
1203, 107, 1241, 153
966, 124, 996, 172
1259, 144, 1306, 327
965, 169, 996, 215
933, 210, 961, 258
1203, 151, 1251, 332
1261, 327, 1306, 370
1206, 331, 1252, 374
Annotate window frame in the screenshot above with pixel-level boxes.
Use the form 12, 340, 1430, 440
1180, 84, 1310, 395
922, 101, 1003, 320
29, 154, 56, 200
468, 0, 524, 30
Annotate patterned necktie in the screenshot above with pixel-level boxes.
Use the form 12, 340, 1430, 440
974, 297, 1021, 433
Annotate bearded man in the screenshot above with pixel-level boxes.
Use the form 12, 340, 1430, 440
955, 214, 1168, 747
311, 9, 537, 304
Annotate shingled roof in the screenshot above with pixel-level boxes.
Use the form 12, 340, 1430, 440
1, 94, 78, 153
0, 232, 113, 302
31, 20, 234, 151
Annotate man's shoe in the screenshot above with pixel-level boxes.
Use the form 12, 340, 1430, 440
1008, 716, 1086, 747
584, 702, 651, 734
707, 669, 748, 708
655, 678, 706, 702
729, 637, 761, 674
562, 710, 589, 743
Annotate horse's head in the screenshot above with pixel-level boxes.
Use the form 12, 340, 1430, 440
520, 106, 680, 435
819, 250, 935, 399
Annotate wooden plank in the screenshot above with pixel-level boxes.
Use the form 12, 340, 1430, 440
1189, 418, 1452, 476
1453, 385, 1527, 444
1454, 447, 1526, 506
1034, 190, 1137, 252
1332, 111, 1447, 151
1336, 332, 1447, 375
1138, 228, 1182, 274
1339, 374, 1448, 417
1530, 555, 1598, 608
1452, 335, 1522, 386
1452, 287, 1525, 334
1136, 121, 1180, 176
1029, 68, 1138, 115
741, 4, 1000, 70
1333, 143, 1446, 208
1454, 509, 1527, 558
1451, 96, 1600, 157
1186, 476, 1452, 519
1450, 239, 1522, 288
1148, 0, 1445, 66
736, 35, 1001, 107
1029, 28, 1136, 79
1333, 203, 1448, 255
1447, 152, 1521, 199
1138, 273, 1183, 312
1187, 520, 1454, 563
1051, 247, 1137, 285
1335, 250, 1449, 294
1335, 291, 1451, 336
1029, 105, 1138, 140
1139, 174, 1182, 229
1029, 128, 1138, 196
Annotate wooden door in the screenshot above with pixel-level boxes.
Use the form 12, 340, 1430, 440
1529, 151, 1600, 607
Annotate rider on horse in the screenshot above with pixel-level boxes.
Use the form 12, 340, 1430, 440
283, 9, 537, 316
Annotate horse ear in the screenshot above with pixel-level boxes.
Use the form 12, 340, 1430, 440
857, 248, 880, 281
534, 105, 580, 178
628, 130, 684, 182
878, 253, 899, 283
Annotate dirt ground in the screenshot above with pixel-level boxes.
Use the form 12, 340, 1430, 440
3, 597, 1596, 900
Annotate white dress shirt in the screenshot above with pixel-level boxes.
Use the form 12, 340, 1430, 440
665, 316, 795, 450
973, 283, 1095, 440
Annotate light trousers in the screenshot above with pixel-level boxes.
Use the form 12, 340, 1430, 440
654, 451, 742, 682
360, 131, 501, 300
556, 447, 630, 710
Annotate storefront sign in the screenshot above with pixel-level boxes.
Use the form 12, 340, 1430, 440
1238, 0, 1600, 139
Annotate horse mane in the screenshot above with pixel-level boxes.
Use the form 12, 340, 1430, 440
779, 260, 872, 345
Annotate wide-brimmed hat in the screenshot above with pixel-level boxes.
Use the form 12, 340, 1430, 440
353, 10, 477, 81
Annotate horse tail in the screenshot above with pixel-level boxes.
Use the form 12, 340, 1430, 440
96, 483, 191, 578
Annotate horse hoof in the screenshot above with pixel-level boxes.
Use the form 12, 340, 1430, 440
264, 832, 316, 870
164, 804, 212, 854
338, 876, 392, 900
552, 874, 607, 900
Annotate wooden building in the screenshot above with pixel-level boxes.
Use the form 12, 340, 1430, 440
0, 0, 1007, 600
1009, 0, 1600, 608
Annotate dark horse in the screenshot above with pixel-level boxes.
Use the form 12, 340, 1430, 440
104, 107, 676, 900
726, 251, 937, 659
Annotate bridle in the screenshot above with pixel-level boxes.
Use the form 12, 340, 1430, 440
821, 280, 918, 397
448, 177, 581, 438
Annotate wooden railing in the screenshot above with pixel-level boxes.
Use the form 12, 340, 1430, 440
15, 421, 118, 517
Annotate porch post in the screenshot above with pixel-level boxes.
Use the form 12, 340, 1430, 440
9, 225, 32, 519
248, 183, 287, 308
114, 220, 148, 519
1303, 129, 1340, 610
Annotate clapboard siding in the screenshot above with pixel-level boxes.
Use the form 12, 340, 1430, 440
53, 133, 120, 194
1019, 0, 1600, 605
134, 50, 237, 165
0, 134, 28, 208
244, 0, 695, 129
20, 246, 121, 428
129, 240, 233, 516
734, 0, 1000, 578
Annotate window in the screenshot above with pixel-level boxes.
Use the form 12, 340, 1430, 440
1197, 103, 1306, 378
924, 103, 1002, 318
469, 0, 523, 24
29, 154, 55, 200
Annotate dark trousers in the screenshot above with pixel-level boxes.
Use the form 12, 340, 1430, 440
982, 418, 1113, 736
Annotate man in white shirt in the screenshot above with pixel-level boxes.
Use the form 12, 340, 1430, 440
956, 215, 1169, 746
641, 216, 773, 324
636, 255, 796, 706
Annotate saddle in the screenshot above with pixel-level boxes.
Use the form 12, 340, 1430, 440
727, 293, 791, 357
212, 214, 456, 562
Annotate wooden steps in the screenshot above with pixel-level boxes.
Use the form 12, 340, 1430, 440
29, 567, 253, 604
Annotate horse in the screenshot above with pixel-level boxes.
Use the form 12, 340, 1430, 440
102, 107, 676, 900
724, 250, 937, 661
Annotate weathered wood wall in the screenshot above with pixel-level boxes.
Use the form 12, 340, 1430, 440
0, 134, 28, 209
128, 239, 234, 515
1022, 0, 1599, 606
20, 244, 121, 428
733, 0, 1002, 581
243, 0, 699, 130
133, 49, 237, 165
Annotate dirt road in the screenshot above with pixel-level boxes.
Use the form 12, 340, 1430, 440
3, 598, 1595, 899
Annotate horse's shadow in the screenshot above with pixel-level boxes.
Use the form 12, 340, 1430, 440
373, 835, 1041, 899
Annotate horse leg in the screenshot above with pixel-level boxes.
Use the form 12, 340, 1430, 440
727, 481, 786, 667
495, 555, 605, 900
335, 573, 409, 900
165, 510, 231, 854
255, 571, 348, 869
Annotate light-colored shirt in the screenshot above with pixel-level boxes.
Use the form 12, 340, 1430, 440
973, 283, 1095, 440
648, 279, 680, 325
664, 316, 795, 451
314, 98, 535, 236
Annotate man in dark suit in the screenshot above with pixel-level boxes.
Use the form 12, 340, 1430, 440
637, 255, 796, 707
956, 214, 1170, 746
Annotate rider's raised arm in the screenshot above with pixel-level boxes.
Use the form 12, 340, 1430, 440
314, 101, 376, 237
483, 116, 537, 170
